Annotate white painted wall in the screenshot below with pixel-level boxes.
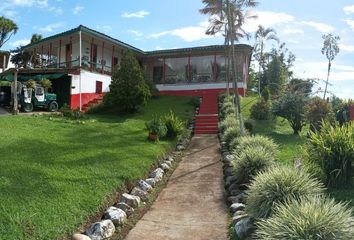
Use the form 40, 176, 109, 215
70, 70, 111, 94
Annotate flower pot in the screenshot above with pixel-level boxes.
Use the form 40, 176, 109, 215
148, 132, 158, 141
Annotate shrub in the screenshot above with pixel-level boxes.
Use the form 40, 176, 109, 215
245, 165, 324, 219
162, 110, 184, 139
59, 104, 85, 120
221, 101, 235, 117
219, 114, 238, 134
261, 86, 270, 102
250, 99, 272, 120
230, 135, 278, 157
223, 125, 241, 149
305, 97, 333, 132
272, 92, 307, 135
145, 116, 167, 138
104, 50, 151, 113
244, 119, 254, 134
85, 103, 106, 114
255, 195, 354, 239
304, 121, 354, 188
231, 146, 275, 184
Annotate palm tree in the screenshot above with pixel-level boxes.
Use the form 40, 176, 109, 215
321, 33, 340, 100
30, 33, 42, 43
254, 25, 279, 95
0, 16, 18, 48
200, 0, 258, 136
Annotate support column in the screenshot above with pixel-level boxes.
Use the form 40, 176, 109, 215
58, 39, 61, 68
188, 55, 190, 82
214, 52, 217, 81
163, 58, 166, 83
2, 55, 6, 72
111, 45, 115, 76
41, 45, 44, 67
13, 69, 18, 115
101, 41, 105, 74
79, 30, 82, 112
49, 43, 52, 67
90, 38, 94, 72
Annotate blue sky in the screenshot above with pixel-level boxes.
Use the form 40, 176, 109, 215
1, 0, 354, 99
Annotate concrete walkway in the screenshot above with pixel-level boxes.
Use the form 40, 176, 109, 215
125, 135, 228, 240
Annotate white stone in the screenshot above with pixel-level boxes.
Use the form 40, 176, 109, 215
167, 156, 174, 162
114, 202, 134, 216
149, 168, 164, 181
138, 180, 152, 192
230, 203, 246, 213
71, 233, 91, 240
104, 206, 127, 226
164, 160, 172, 167
145, 178, 157, 187
131, 187, 148, 202
85, 220, 115, 240
235, 217, 253, 240
160, 163, 170, 171
121, 193, 141, 208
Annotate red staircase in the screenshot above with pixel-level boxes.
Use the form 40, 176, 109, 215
194, 92, 219, 134
82, 94, 104, 112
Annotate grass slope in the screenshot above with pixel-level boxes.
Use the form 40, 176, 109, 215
241, 96, 354, 208
0, 95, 194, 239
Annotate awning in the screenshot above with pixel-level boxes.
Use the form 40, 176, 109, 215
0, 73, 65, 82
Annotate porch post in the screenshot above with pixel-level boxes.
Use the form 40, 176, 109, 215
2, 54, 6, 72
214, 52, 216, 81
188, 55, 190, 82
41, 45, 44, 67
49, 43, 52, 66
90, 38, 94, 72
79, 30, 82, 112
163, 58, 166, 83
111, 45, 115, 76
101, 41, 105, 74
13, 69, 18, 115
58, 39, 62, 68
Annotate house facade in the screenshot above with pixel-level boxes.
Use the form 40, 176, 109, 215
5, 25, 253, 110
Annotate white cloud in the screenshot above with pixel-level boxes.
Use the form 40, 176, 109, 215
344, 18, 354, 31
10, 0, 48, 7
36, 23, 64, 33
73, 5, 84, 15
283, 27, 304, 35
244, 10, 295, 32
10, 39, 30, 48
149, 21, 218, 42
48, 6, 63, 15
344, 5, 354, 15
129, 30, 143, 37
301, 21, 335, 33
338, 43, 354, 52
122, 10, 150, 18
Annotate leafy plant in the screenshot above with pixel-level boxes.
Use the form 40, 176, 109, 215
145, 116, 167, 138
255, 195, 354, 239
304, 121, 354, 188
223, 125, 241, 150
305, 97, 333, 132
103, 50, 151, 113
245, 165, 324, 219
219, 114, 238, 134
230, 135, 278, 157
59, 104, 84, 120
250, 99, 272, 120
232, 146, 275, 184
272, 92, 307, 135
40, 78, 52, 89
26, 79, 36, 89
162, 110, 184, 139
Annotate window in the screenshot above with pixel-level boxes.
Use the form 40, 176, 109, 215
95, 81, 102, 94
153, 66, 163, 83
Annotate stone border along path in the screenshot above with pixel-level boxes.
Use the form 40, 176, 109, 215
125, 134, 228, 240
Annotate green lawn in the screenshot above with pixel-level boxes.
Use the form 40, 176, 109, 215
241, 96, 354, 208
0, 95, 194, 240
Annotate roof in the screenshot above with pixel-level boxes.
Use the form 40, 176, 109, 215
21, 25, 253, 58
145, 44, 253, 57
22, 25, 144, 54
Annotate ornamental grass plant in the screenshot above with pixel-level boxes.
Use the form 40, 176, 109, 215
245, 165, 325, 219
255, 195, 354, 239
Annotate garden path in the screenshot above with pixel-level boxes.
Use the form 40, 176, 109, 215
125, 134, 228, 240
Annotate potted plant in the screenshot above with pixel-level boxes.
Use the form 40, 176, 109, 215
145, 116, 167, 141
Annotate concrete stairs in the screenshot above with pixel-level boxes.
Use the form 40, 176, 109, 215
82, 94, 104, 112
194, 92, 219, 135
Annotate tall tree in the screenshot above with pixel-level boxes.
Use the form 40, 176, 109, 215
200, 0, 258, 136
321, 33, 340, 100
11, 33, 43, 68
0, 16, 18, 48
254, 25, 279, 95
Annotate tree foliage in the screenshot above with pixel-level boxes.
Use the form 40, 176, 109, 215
0, 16, 18, 48
104, 50, 151, 113
272, 92, 306, 135
11, 33, 42, 68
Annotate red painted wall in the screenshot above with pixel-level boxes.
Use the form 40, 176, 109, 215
70, 93, 102, 109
